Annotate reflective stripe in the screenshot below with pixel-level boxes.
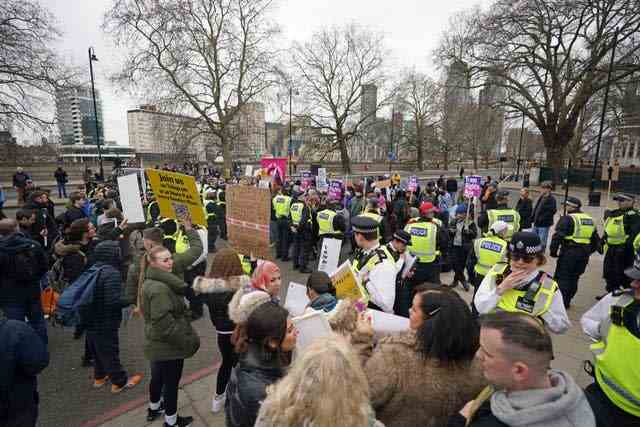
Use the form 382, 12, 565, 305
404, 222, 438, 262
474, 236, 507, 276
487, 209, 520, 240
604, 215, 627, 245
600, 373, 640, 407
566, 213, 595, 244
496, 272, 557, 317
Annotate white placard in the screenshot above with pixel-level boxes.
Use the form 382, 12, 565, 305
284, 282, 309, 317
117, 173, 145, 223
318, 238, 342, 273
292, 310, 333, 351
369, 309, 410, 336
317, 168, 328, 190
245, 165, 253, 177
258, 179, 270, 189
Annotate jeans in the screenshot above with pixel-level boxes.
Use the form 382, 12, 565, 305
56, 182, 67, 198
86, 329, 128, 387
2, 299, 48, 345
533, 226, 550, 249
216, 333, 238, 395
150, 359, 184, 417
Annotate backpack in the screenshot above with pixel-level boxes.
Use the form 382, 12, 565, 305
46, 251, 86, 293
55, 266, 103, 327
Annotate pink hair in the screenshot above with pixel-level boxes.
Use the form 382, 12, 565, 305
251, 261, 280, 291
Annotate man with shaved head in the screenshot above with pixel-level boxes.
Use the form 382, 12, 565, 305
0, 219, 49, 344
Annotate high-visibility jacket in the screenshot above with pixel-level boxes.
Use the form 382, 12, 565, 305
565, 213, 595, 245
162, 227, 189, 254
273, 195, 292, 219
604, 214, 628, 245
487, 209, 520, 240
290, 202, 309, 226
590, 292, 640, 417
238, 254, 253, 276
352, 245, 394, 303
489, 264, 557, 317
317, 209, 341, 236
474, 235, 508, 276
633, 233, 640, 253
203, 200, 217, 222
404, 221, 438, 263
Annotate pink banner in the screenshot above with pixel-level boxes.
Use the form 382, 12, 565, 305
260, 157, 287, 185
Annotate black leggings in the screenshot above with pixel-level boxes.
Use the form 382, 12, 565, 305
216, 333, 238, 395
149, 359, 184, 417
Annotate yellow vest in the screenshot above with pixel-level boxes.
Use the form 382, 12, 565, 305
633, 233, 640, 252
273, 195, 292, 218
290, 202, 306, 226
404, 221, 438, 263
591, 293, 640, 416
352, 245, 394, 275
203, 200, 216, 221
565, 213, 595, 245
146, 201, 158, 225
474, 235, 508, 276
604, 214, 628, 245
487, 209, 520, 240
490, 264, 557, 317
317, 209, 341, 236
164, 229, 189, 254
238, 254, 253, 276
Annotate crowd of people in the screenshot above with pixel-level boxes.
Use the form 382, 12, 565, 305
0, 165, 639, 427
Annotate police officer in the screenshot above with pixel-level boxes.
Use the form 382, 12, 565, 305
290, 193, 313, 273
272, 187, 292, 261
474, 231, 570, 334
215, 189, 227, 241
145, 195, 160, 226
404, 201, 448, 285
203, 190, 218, 253
351, 215, 397, 313
159, 218, 189, 254
467, 221, 510, 316
385, 230, 414, 317
581, 254, 640, 427
478, 190, 520, 240
549, 196, 599, 308
316, 200, 346, 251
602, 193, 640, 297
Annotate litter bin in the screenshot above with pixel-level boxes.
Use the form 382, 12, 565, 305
588, 191, 601, 207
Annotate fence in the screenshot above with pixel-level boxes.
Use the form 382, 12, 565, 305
539, 166, 640, 194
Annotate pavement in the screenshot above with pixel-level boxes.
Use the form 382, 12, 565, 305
27, 179, 615, 426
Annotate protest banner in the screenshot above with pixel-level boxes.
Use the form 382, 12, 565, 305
408, 176, 418, 192
244, 165, 253, 177
318, 238, 342, 273
317, 168, 328, 190
117, 173, 145, 223
463, 175, 483, 199
260, 157, 287, 184
146, 169, 206, 226
330, 261, 368, 302
328, 180, 343, 200
226, 185, 272, 260
301, 171, 314, 191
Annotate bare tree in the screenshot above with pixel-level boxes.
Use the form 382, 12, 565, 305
104, 0, 280, 174
398, 70, 440, 170
436, 0, 640, 184
290, 24, 391, 174
0, 0, 74, 131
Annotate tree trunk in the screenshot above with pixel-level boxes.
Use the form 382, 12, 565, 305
416, 135, 424, 171
443, 149, 449, 171
338, 136, 352, 174
545, 138, 566, 187
221, 133, 232, 179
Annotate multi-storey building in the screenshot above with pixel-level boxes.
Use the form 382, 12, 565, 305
56, 86, 104, 146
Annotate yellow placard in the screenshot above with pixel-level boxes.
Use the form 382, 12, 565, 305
330, 261, 369, 303
145, 169, 206, 226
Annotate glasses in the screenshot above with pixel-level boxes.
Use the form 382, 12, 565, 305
510, 253, 536, 263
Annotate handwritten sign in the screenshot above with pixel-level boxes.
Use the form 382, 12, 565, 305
317, 168, 328, 190
226, 185, 271, 260
464, 175, 482, 199
318, 238, 342, 273
146, 169, 205, 226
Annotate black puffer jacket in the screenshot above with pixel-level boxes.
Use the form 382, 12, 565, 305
0, 233, 47, 304
81, 241, 124, 333
0, 310, 49, 421
192, 275, 250, 332
225, 345, 286, 427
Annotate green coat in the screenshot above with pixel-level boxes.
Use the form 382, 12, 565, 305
141, 267, 200, 362
123, 228, 203, 307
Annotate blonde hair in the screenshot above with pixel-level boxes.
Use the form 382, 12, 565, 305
257, 336, 372, 427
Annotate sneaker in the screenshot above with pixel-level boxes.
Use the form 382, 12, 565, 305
147, 401, 165, 422
211, 393, 225, 413
93, 376, 110, 388
111, 373, 143, 394
164, 415, 194, 427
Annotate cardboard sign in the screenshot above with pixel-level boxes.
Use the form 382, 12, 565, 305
301, 171, 314, 191
317, 168, 328, 190
226, 185, 272, 260
463, 175, 483, 199
292, 311, 333, 351
408, 176, 418, 192
330, 261, 368, 302
146, 169, 206, 226
318, 238, 342, 273
117, 173, 145, 223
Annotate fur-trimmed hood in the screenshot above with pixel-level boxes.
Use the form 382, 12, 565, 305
228, 288, 272, 324
54, 239, 83, 257
192, 275, 250, 294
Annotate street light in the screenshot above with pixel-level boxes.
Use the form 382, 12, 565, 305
288, 87, 299, 177
88, 47, 104, 180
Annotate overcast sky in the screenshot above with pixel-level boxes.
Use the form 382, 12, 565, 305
42, 0, 492, 146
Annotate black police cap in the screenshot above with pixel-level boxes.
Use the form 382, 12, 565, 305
351, 215, 379, 233
613, 193, 635, 202
508, 231, 543, 256
563, 196, 581, 208
393, 230, 412, 245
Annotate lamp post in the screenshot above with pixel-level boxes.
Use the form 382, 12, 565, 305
88, 47, 104, 180
516, 111, 525, 181
289, 86, 293, 177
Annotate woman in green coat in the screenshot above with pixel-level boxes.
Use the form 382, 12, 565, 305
142, 246, 200, 427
